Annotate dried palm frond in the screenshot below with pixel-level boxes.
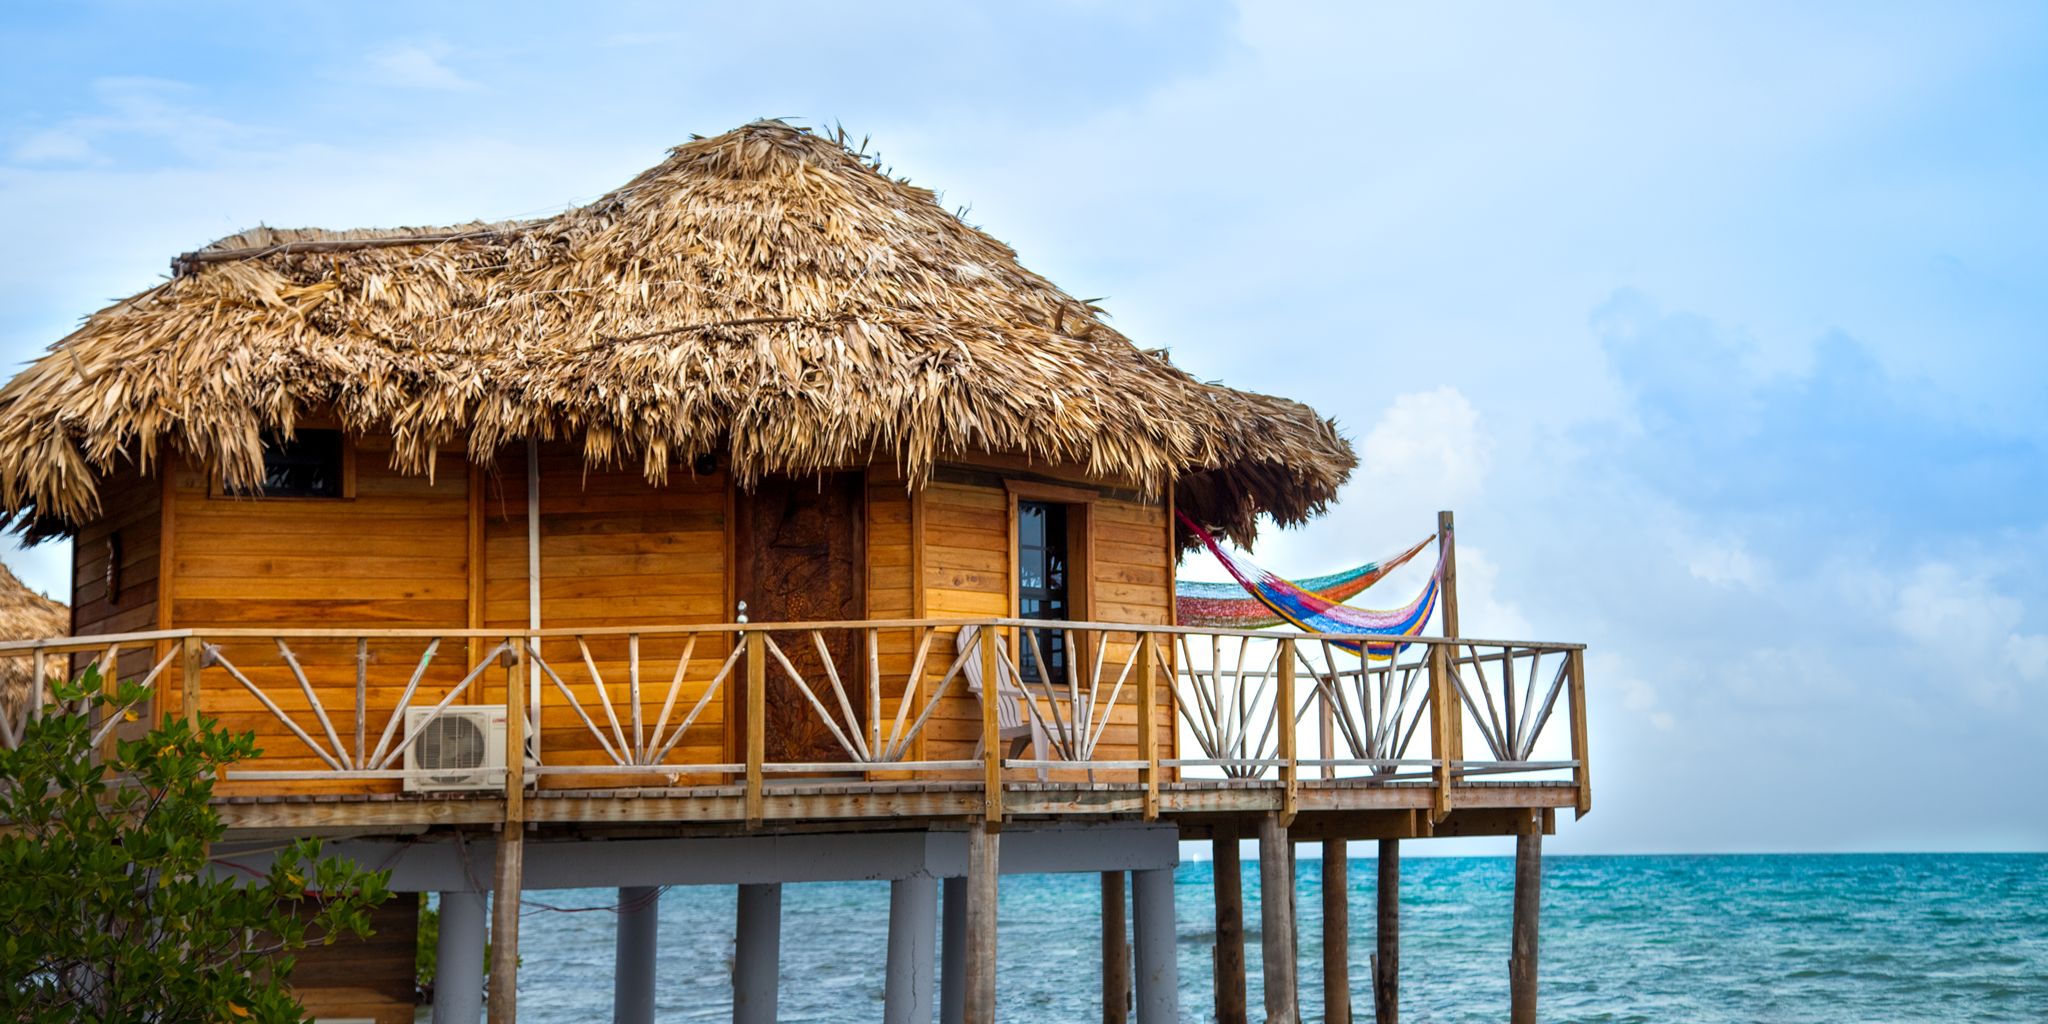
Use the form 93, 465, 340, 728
0, 121, 1354, 548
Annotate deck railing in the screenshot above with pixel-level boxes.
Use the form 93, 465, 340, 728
0, 619, 1589, 822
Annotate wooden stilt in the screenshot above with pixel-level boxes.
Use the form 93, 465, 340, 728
1323, 839, 1351, 1024
1373, 839, 1399, 1024
1103, 871, 1131, 1024
964, 824, 1000, 1024
1510, 814, 1542, 1024
1257, 812, 1298, 1024
486, 829, 523, 1024
487, 642, 527, 1024
1212, 831, 1247, 1024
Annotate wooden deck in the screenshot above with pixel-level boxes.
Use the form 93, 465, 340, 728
208, 777, 1576, 839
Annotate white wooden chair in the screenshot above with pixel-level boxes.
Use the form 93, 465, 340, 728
958, 625, 1040, 769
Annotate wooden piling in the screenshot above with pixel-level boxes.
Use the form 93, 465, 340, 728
1373, 839, 1399, 1024
1212, 831, 1247, 1024
964, 823, 1000, 1024
1257, 812, 1298, 1024
1510, 813, 1542, 1024
487, 641, 527, 1024
486, 831, 523, 1023
1323, 839, 1351, 1024
1103, 872, 1131, 1024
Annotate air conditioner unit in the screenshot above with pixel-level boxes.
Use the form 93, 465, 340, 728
402, 705, 507, 793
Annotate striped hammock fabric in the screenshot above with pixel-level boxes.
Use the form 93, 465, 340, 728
1175, 536, 1434, 629
1175, 510, 1444, 660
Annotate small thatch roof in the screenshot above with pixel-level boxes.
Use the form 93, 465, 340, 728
0, 561, 67, 715
0, 120, 1354, 546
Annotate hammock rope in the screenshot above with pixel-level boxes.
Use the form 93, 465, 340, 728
1175, 510, 1445, 660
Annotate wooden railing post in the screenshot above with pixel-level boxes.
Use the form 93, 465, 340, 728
1426, 642, 1452, 822
745, 631, 765, 827
979, 624, 1003, 824
1566, 647, 1591, 818
29, 649, 45, 722
180, 636, 204, 727
488, 636, 528, 1024
1436, 511, 1463, 760
1277, 637, 1297, 825
1137, 632, 1158, 821
505, 637, 527, 813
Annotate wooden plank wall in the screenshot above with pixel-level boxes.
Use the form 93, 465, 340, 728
290, 894, 420, 1024
912, 469, 1177, 772
1091, 495, 1178, 773
483, 443, 730, 783
865, 468, 922, 768
916, 479, 1010, 763
123, 437, 1178, 789
69, 459, 162, 688
167, 441, 473, 795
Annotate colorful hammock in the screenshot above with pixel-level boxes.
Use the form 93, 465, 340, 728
1175, 510, 1444, 660
1176, 536, 1434, 629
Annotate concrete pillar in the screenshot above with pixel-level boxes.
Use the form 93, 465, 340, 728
1258, 813, 1299, 1024
434, 891, 488, 1024
1212, 831, 1247, 1024
941, 876, 967, 1024
733, 883, 781, 1024
963, 824, 1000, 1024
885, 877, 938, 1024
1131, 867, 1181, 1024
613, 886, 659, 1024
1102, 872, 1130, 1024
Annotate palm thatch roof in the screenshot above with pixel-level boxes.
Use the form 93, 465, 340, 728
0, 562, 67, 716
0, 120, 1354, 546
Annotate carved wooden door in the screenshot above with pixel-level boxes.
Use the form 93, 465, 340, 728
736, 472, 865, 765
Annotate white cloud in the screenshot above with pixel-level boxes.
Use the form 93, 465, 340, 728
1358, 387, 1489, 501
1446, 544, 1535, 640
10, 129, 94, 164
1893, 561, 2045, 704
2, 77, 250, 170
1683, 535, 1767, 588
2008, 633, 2048, 682
368, 42, 480, 92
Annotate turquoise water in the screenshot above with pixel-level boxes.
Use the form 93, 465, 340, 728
503, 853, 2046, 1022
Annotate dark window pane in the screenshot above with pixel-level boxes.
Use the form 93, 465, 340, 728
1017, 501, 1071, 683
232, 430, 345, 498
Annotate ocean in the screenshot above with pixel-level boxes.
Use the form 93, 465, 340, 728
496, 853, 2046, 1023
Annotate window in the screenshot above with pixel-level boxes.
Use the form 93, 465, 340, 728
235, 430, 347, 498
1017, 500, 1070, 683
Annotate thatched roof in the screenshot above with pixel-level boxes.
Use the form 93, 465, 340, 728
0, 120, 1354, 546
0, 561, 67, 715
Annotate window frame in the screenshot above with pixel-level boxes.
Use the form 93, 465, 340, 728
209, 428, 357, 501
1006, 480, 1096, 685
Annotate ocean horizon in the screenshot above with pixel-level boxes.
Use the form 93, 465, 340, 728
479, 851, 2045, 1022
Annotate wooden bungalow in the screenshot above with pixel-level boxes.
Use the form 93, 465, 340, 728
0, 122, 1589, 1024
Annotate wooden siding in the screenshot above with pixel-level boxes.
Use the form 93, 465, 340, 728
72, 441, 1177, 792
69, 459, 162, 690
483, 444, 730, 783
290, 895, 419, 1024
167, 443, 473, 795
915, 472, 1178, 771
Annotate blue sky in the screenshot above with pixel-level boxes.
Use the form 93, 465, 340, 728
3, 2, 2043, 852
